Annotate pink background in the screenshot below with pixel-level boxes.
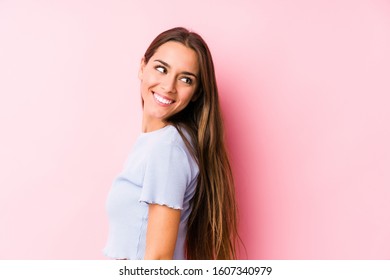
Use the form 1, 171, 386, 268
1, 0, 390, 259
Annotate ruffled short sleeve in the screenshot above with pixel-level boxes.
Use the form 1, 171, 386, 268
139, 142, 192, 210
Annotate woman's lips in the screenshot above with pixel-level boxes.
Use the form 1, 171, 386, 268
153, 92, 174, 105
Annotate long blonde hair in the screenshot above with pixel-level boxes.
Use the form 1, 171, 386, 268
143, 27, 239, 259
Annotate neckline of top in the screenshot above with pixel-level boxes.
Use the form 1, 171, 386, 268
140, 125, 172, 136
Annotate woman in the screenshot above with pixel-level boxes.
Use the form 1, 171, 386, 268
104, 27, 239, 260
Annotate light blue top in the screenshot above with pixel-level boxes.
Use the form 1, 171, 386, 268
103, 125, 199, 260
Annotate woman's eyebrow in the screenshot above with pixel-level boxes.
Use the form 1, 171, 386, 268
154, 59, 198, 79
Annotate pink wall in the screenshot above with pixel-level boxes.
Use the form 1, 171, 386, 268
1, 0, 389, 259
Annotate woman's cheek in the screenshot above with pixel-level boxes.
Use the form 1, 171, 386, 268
145, 72, 160, 86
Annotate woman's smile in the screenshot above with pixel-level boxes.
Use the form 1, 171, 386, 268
153, 92, 175, 105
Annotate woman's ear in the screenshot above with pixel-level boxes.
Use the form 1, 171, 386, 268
138, 57, 146, 80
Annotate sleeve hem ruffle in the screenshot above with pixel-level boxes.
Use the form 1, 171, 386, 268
139, 199, 183, 210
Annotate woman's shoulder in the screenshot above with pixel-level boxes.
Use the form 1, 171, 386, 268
142, 125, 198, 175
151, 125, 190, 147
139, 124, 195, 159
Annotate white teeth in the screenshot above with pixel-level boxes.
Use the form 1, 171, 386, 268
154, 93, 173, 105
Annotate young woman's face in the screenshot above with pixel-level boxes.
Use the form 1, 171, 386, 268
139, 41, 199, 132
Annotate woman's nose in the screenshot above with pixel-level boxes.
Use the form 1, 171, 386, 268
160, 75, 176, 93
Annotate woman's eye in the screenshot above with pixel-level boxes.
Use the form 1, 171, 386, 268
155, 66, 166, 73
181, 77, 192, 85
